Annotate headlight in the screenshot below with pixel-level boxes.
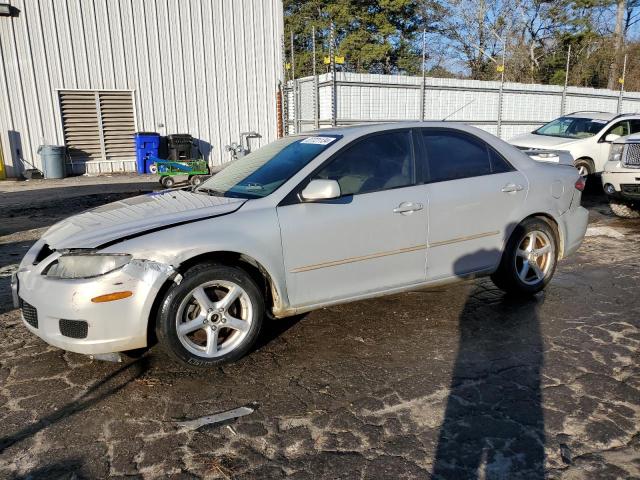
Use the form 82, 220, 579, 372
609, 144, 624, 163
45, 254, 132, 279
536, 152, 558, 159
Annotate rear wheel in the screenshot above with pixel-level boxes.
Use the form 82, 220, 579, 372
574, 158, 594, 178
491, 218, 558, 295
189, 175, 204, 187
610, 200, 640, 219
156, 263, 264, 367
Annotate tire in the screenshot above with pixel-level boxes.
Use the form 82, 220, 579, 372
574, 158, 594, 178
156, 263, 265, 367
610, 200, 640, 219
491, 218, 558, 296
190, 175, 204, 187
161, 176, 175, 188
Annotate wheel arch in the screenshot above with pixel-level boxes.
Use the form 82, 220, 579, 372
516, 213, 564, 259
146, 250, 288, 347
574, 156, 595, 174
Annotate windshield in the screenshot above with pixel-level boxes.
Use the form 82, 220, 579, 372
197, 135, 341, 199
534, 116, 608, 139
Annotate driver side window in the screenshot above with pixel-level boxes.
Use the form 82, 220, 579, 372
606, 121, 630, 138
313, 131, 414, 196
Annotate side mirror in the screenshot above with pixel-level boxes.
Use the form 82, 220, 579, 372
604, 133, 621, 143
301, 179, 341, 201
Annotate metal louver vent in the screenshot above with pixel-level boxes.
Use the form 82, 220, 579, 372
59, 90, 135, 163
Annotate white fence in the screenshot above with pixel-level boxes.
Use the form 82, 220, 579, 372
285, 72, 640, 139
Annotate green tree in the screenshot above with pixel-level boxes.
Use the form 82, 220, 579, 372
283, 0, 442, 76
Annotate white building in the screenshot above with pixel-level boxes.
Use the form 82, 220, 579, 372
0, 0, 284, 178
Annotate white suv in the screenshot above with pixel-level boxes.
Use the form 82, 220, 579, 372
509, 112, 640, 176
602, 133, 640, 218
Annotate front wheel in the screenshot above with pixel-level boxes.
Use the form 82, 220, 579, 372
161, 176, 175, 188
491, 218, 558, 295
156, 264, 264, 367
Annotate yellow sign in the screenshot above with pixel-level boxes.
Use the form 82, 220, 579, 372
619, 77, 625, 85
323, 56, 330, 64
335, 56, 345, 64
496, 64, 504, 73
285, 62, 291, 70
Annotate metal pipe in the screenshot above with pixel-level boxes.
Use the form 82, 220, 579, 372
496, 34, 506, 138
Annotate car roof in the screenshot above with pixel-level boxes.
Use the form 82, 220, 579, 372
563, 111, 617, 120
299, 121, 490, 140
615, 132, 640, 143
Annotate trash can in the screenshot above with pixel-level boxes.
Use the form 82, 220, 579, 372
135, 132, 160, 174
167, 134, 198, 161
38, 145, 67, 179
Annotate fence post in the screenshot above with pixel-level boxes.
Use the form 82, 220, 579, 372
290, 31, 298, 133
561, 45, 571, 115
496, 37, 506, 138
280, 35, 289, 136
330, 23, 337, 127
420, 29, 426, 121
312, 26, 319, 129
617, 53, 627, 114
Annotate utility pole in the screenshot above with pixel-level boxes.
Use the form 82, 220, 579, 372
290, 31, 298, 133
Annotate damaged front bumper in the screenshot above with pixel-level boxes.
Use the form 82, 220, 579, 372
15, 258, 175, 355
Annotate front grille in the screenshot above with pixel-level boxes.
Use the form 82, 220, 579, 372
623, 144, 640, 167
621, 184, 640, 198
59, 319, 88, 339
19, 299, 38, 328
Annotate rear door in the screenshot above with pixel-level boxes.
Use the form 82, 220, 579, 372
419, 128, 528, 279
277, 129, 429, 308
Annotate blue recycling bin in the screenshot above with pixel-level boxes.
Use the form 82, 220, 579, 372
135, 132, 160, 174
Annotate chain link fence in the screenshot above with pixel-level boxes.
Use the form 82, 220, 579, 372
281, 29, 639, 140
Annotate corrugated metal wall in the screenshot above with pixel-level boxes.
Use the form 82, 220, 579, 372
0, 0, 284, 177
288, 72, 640, 140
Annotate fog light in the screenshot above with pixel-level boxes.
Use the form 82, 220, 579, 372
604, 183, 616, 195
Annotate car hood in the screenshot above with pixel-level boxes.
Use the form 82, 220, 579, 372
508, 133, 581, 150
41, 189, 246, 249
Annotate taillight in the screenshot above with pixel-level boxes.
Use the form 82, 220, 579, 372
575, 177, 586, 191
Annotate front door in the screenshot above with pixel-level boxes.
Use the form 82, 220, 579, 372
277, 130, 429, 308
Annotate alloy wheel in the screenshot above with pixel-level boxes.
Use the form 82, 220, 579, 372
515, 230, 554, 286
175, 280, 253, 358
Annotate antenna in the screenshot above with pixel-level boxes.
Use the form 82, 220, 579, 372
442, 99, 476, 121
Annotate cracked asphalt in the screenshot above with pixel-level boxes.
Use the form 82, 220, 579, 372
0, 176, 638, 479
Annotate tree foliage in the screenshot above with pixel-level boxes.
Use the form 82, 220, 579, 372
284, 0, 640, 90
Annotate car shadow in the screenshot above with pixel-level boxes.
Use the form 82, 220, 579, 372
432, 248, 546, 478
0, 356, 150, 454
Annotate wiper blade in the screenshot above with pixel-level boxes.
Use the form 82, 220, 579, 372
196, 187, 226, 197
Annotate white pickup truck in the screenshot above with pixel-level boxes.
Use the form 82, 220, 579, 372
602, 134, 640, 218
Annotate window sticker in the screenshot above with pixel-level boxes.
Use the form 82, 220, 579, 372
591, 119, 608, 124
300, 136, 336, 145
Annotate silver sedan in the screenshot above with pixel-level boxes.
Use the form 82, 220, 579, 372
13, 123, 589, 368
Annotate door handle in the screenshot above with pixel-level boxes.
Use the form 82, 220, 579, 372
393, 202, 424, 214
501, 183, 524, 193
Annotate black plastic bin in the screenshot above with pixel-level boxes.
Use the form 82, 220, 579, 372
167, 134, 200, 161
